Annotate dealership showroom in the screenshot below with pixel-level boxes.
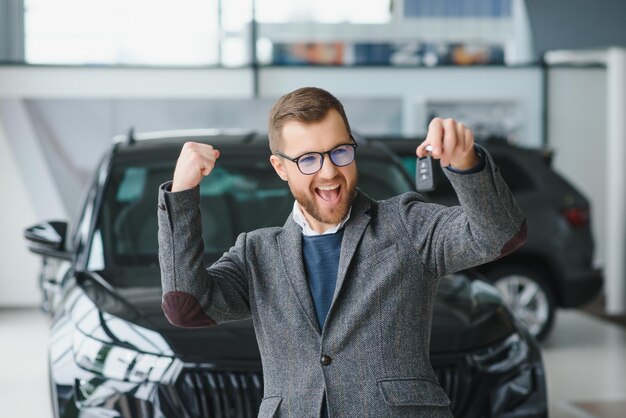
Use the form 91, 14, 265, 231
2, 0, 626, 417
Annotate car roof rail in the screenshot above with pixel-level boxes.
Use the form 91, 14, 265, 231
126, 127, 136, 145
242, 132, 259, 144
351, 130, 369, 145
111, 128, 256, 145
111, 127, 135, 154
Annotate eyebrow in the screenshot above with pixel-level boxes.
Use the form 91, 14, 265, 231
292, 141, 353, 157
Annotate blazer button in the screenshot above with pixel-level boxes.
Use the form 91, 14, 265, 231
321, 355, 332, 366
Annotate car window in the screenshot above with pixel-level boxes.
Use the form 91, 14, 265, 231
92, 153, 413, 276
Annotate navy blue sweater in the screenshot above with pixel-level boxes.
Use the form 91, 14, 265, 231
302, 229, 344, 329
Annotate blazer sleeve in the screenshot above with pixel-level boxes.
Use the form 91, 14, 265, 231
157, 181, 251, 328
398, 144, 527, 277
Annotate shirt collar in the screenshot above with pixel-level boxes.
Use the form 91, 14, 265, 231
292, 201, 351, 236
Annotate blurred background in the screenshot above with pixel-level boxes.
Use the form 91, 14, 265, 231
1, 1, 626, 417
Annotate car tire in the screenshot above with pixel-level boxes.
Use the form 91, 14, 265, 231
486, 266, 556, 342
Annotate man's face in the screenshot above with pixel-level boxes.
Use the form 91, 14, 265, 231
270, 109, 358, 232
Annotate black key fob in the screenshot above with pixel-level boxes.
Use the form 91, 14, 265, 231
416, 151, 435, 192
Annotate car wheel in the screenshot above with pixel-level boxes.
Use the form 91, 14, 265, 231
487, 266, 556, 341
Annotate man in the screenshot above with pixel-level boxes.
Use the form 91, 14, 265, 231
157, 87, 527, 417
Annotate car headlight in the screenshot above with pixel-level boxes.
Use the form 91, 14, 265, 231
470, 333, 529, 373
491, 367, 535, 414
470, 333, 537, 414
73, 332, 177, 383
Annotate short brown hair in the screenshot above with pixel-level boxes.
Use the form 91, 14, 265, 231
268, 87, 352, 153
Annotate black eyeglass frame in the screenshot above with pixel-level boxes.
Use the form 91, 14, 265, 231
274, 141, 358, 175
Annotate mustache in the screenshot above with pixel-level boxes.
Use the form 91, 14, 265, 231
311, 176, 346, 189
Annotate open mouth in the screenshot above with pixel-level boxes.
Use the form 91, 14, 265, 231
315, 184, 342, 204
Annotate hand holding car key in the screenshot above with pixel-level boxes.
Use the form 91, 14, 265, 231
416, 118, 480, 192
416, 145, 435, 192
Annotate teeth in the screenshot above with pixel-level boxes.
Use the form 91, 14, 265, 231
317, 185, 339, 191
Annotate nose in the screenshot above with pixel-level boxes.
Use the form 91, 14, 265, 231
317, 152, 338, 179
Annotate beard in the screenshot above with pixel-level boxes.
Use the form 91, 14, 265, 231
291, 173, 358, 226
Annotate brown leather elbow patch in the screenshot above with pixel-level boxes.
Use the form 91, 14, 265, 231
162, 291, 217, 328
500, 220, 528, 257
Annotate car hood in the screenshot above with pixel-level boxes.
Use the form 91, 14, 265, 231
431, 273, 516, 352
76, 269, 515, 362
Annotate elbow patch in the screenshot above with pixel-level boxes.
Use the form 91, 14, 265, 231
499, 219, 528, 258
162, 291, 217, 328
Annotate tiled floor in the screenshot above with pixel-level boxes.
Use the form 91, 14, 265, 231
0, 308, 625, 418
542, 310, 626, 418
0, 308, 51, 418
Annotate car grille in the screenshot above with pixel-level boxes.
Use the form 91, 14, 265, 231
175, 369, 264, 418
173, 363, 473, 418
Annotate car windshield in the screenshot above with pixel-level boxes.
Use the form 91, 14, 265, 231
88, 152, 413, 283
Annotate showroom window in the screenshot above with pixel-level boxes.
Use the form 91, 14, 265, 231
255, 0, 391, 24
255, 0, 515, 65
24, 0, 227, 66
21, 0, 520, 67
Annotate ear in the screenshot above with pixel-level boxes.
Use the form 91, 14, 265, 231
270, 155, 288, 181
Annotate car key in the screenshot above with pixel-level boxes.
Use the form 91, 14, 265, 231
416, 145, 435, 192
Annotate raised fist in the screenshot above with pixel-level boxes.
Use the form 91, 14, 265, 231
171, 142, 220, 192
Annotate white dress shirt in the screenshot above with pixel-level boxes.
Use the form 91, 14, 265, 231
291, 201, 351, 236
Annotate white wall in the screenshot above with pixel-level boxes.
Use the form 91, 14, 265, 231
0, 66, 253, 98
547, 67, 607, 267
605, 48, 626, 313
0, 112, 42, 306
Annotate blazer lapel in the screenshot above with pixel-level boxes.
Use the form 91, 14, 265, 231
277, 217, 322, 335
329, 190, 372, 314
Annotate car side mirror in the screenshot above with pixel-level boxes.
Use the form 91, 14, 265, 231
24, 221, 72, 260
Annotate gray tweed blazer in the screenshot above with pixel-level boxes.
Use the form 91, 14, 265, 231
157, 148, 527, 418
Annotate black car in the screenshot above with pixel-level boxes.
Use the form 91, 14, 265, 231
26, 131, 547, 418
379, 137, 602, 341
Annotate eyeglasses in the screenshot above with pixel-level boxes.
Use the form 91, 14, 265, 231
274, 142, 358, 175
